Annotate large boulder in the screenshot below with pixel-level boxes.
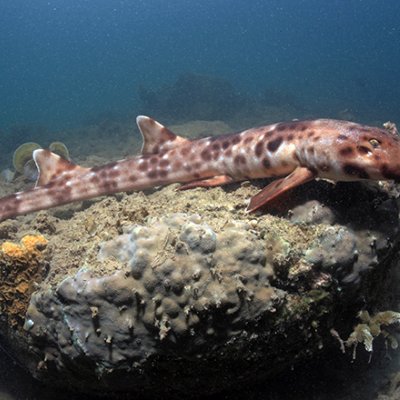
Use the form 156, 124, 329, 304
0, 180, 399, 397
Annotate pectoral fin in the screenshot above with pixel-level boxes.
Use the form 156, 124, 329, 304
179, 175, 234, 190
247, 167, 316, 213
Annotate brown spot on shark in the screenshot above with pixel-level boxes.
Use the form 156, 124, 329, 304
265, 131, 275, 138
138, 161, 148, 171
339, 147, 355, 157
263, 157, 271, 169
234, 155, 246, 165
159, 170, 169, 178
201, 149, 212, 161
212, 142, 221, 151
159, 159, 170, 168
243, 136, 253, 145
180, 146, 190, 156
108, 168, 121, 179
255, 141, 264, 158
222, 141, 230, 150
147, 170, 157, 179
267, 137, 283, 152
232, 136, 241, 145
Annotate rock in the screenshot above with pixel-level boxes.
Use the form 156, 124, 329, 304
0, 181, 399, 397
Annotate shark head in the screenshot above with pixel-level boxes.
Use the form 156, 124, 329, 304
333, 122, 400, 182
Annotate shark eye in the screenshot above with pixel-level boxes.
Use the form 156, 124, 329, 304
369, 139, 380, 148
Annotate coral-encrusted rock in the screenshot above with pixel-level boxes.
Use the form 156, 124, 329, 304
0, 181, 400, 397
26, 215, 286, 394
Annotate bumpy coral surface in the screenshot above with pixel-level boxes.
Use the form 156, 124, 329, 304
0, 180, 399, 397
26, 214, 288, 393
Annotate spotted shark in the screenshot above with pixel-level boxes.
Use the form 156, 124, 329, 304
0, 116, 400, 222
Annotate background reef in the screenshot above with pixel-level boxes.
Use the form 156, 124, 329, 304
138, 73, 248, 121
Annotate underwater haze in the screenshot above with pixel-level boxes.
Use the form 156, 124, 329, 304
1, 0, 400, 132
2, 2, 400, 399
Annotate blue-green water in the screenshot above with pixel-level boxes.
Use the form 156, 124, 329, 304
1, 0, 400, 132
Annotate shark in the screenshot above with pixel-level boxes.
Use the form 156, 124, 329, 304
0, 116, 400, 222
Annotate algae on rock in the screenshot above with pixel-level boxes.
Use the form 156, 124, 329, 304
0, 180, 399, 397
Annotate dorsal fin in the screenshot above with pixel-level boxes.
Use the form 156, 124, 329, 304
33, 149, 89, 187
136, 115, 189, 155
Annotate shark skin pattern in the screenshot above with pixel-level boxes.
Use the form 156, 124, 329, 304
1, 116, 400, 222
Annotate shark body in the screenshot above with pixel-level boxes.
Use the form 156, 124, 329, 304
1, 116, 400, 221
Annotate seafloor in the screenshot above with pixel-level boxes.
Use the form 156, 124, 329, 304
1, 111, 400, 400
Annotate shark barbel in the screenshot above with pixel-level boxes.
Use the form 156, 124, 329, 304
1, 116, 400, 222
